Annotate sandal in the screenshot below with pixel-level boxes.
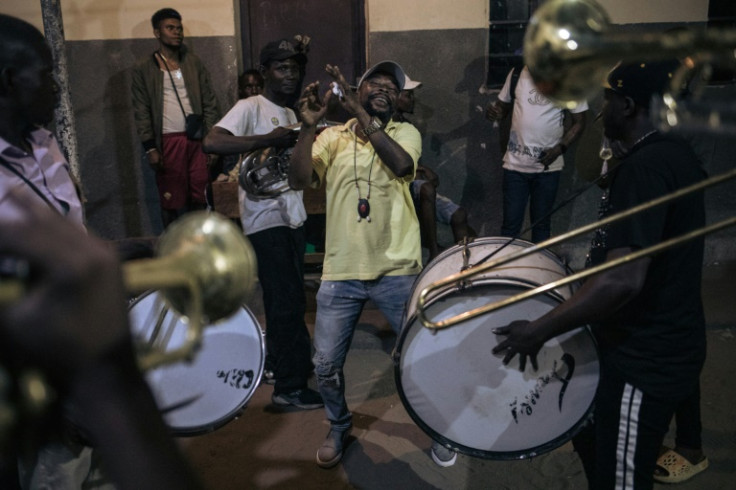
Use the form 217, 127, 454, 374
653, 447, 709, 483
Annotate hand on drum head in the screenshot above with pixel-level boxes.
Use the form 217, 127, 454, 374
492, 320, 544, 372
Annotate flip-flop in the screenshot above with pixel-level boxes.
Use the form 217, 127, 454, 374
653, 447, 709, 483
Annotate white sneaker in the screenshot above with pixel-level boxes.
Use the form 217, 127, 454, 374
431, 441, 457, 467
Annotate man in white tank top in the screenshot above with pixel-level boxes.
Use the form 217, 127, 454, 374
131, 8, 220, 228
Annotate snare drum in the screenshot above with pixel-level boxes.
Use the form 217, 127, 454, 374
129, 290, 265, 436
395, 237, 599, 460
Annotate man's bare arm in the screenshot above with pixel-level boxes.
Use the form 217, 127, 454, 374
202, 126, 298, 155
493, 247, 650, 370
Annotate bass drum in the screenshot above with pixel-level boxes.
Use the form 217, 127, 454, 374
129, 290, 265, 436
395, 237, 599, 460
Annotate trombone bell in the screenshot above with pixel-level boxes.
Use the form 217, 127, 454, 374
523, 0, 613, 109
123, 211, 258, 369
124, 211, 257, 323
523, 0, 736, 110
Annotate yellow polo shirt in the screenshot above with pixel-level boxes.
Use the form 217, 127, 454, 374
311, 118, 422, 281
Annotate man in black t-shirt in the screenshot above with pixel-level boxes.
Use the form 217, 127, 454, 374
492, 60, 707, 490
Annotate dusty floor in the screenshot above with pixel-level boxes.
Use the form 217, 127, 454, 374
176, 261, 736, 490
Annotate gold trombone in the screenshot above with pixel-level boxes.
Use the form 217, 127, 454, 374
416, 168, 736, 329
416, 0, 736, 329
524, 0, 736, 111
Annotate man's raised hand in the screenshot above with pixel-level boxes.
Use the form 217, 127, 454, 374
297, 81, 328, 126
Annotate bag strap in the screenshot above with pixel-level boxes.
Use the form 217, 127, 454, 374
157, 52, 188, 118
0, 155, 65, 215
508, 65, 521, 102
497, 66, 522, 155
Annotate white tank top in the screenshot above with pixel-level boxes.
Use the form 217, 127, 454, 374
162, 68, 193, 134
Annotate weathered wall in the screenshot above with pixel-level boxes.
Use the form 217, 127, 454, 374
4, 0, 239, 236
367, 0, 732, 268
2, 0, 236, 39
68, 36, 238, 238
3, 0, 732, 265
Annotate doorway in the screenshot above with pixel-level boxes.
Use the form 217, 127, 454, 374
239, 0, 366, 113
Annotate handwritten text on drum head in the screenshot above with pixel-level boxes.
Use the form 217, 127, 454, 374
216, 368, 255, 390
509, 354, 575, 424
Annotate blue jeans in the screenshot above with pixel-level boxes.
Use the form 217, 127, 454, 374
501, 169, 561, 243
313, 275, 417, 429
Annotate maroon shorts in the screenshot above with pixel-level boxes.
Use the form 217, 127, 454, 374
156, 132, 209, 210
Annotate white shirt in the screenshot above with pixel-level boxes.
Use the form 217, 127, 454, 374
498, 66, 588, 173
214, 95, 305, 235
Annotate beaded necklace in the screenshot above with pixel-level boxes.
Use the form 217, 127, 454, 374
353, 125, 377, 222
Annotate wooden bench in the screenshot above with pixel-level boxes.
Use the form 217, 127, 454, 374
210, 181, 326, 270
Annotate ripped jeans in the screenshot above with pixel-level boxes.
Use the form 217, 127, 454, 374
313, 276, 416, 429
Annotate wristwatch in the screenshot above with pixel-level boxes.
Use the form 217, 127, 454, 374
361, 117, 383, 137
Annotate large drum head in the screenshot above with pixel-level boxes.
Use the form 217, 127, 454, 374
396, 282, 599, 460
129, 291, 265, 436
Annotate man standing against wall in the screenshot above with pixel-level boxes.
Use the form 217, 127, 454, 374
202, 39, 322, 410
486, 65, 587, 242
131, 8, 220, 228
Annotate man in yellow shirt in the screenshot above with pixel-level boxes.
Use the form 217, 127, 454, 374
289, 61, 422, 468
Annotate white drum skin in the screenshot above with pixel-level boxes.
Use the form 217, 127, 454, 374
129, 290, 265, 436
396, 238, 599, 459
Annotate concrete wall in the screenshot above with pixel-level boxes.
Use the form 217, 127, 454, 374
3, 0, 732, 266
67, 36, 237, 238
3, 0, 239, 236
368, 0, 732, 268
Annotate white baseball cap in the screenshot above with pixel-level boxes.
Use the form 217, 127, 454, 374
403, 75, 422, 91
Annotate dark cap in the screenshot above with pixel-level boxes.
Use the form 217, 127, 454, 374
357, 60, 407, 91
259, 39, 307, 66
605, 60, 681, 107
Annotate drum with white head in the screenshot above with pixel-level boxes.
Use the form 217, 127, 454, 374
395, 237, 599, 459
129, 290, 265, 436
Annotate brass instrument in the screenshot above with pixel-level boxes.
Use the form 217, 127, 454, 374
238, 145, 295, 199
238, 120, 337, 199
416, 168, 736, 330
0, 211, 257, 451
125, 211, 257, 369
0, 211, 257, 368
523, 0, 736, 114
412, 0, 736, 331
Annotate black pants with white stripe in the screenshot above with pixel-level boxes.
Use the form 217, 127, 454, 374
572, 368, 682, 490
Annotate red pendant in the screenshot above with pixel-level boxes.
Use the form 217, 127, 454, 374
358, 198, 370, 221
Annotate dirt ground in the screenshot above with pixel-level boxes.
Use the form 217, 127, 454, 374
177, 262, 736, 490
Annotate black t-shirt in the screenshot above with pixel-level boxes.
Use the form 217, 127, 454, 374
595, 133, 707, 399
